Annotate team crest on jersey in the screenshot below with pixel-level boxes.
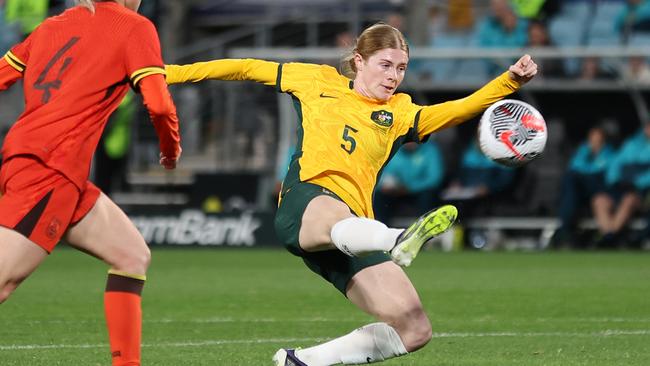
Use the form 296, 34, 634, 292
370, 110, 393, 127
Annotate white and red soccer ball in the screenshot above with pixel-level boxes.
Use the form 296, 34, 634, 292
478, 99, 547, 167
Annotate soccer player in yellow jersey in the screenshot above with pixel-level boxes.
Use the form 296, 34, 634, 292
166, 23, 537, 366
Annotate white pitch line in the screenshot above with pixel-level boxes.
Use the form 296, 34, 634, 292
0, 338, 322, 351
19, 316, 650, 325
2, 330, 650, 351
535, 317, 650, 323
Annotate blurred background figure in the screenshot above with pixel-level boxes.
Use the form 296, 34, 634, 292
551, 125, 616, 249
526, 19, 566, 79
93, 91, 136, 196
423, 0, 482, 83
374, 141, 445, 225
477, 0, 528, 48
4, 0, 48, 39
621, 56, 650, 84
510, 0, 559, 20
615, 0, 650, 43
441, 139, 517, 249
0, 0, 19, 54
593, 123, 650, 248
578, 56, 617, 81
442, 140, 516, 218
271, 144, 295, 208
476, 0, 528, 76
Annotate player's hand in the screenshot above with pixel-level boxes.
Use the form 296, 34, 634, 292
159, 147, 181, 170
508, 54, 537, 84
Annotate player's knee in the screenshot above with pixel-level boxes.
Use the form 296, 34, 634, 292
408, 317, 432, 350
395, 305, 432, 351
113, 242, 151, 274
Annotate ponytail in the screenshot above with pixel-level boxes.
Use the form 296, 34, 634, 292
75, 0, 96, 14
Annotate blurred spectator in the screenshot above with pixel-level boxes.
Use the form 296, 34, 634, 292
422, 1, 483, 83
4, 0, 48, 38
93, 91, 136, 196
615, 0, 650, 42
272, 144, 295, 207
447, 0, 475, 31
526, 19, 566, 79
578, 57, 617, 81
476, 0, 528, 76
477, 0, 528, 48
592, 124, 650, 248
441, 140, 516, 217
0, 0, 20, 54
510, 0, 559, 20
551, 126, 617, 248
335, 30, 354, 49
385, 12, 405, 34
621, 56, 650, 84
441, 140, 517, 249
374, 141, 444, 225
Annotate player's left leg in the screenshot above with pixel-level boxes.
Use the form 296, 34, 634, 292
277, 262, 429, 365
64, 189, 150, 366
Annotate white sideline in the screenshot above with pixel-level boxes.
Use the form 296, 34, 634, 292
2, 330, 649, 351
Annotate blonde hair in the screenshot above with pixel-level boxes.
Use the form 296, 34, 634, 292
340, 23, 409, 79
75, 0, 96, 13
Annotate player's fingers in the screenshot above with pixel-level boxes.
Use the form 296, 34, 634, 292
525, 61, 538, 76
509, 65, 524, 76
518, 54, 531, 68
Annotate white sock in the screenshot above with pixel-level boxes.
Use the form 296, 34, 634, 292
330, 217, 403, 256
296, 322, 408, 365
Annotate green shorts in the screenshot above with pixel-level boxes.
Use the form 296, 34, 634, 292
274, 182, 390, 295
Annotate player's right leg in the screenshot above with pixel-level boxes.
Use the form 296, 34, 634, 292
64, 188, 150, 366
0, 156, 76, 303
295, 188, 403, 255
0, 228, 48, 303
283, 183, 456, 263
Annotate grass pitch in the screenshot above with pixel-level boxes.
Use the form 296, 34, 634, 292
1, 248, 649, 365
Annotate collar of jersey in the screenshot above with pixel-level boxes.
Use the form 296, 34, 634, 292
347, 80, 391, 105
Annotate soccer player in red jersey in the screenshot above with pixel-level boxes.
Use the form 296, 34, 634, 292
0, 1, 181, 365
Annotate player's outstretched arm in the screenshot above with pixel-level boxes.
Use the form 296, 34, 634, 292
413, 55, 537, 138
165, 59, 279, 86
139, 74, 182, 169
0, 57, 23, 91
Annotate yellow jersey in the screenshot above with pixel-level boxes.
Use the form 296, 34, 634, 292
166, 59, 521, 218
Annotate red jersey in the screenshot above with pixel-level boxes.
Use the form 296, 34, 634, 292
0, 3, 176, 188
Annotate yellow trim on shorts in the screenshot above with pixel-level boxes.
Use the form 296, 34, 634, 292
108, 269, 147, 281
4, 51, 25, 73
130, 66, 165, 86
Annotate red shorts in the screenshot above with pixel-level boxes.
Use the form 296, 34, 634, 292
0, 156, 101, 253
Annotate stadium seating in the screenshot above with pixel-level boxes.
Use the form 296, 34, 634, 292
586, 1, 625, 46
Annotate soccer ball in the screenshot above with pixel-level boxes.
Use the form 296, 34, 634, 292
478, 99, 547, 167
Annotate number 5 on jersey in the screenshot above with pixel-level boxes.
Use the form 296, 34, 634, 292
341, 125, 358, 154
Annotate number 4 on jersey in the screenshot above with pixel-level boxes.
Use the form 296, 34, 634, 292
34, 37, 80, 103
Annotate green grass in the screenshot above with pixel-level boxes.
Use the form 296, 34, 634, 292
1, 249, 649, 365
